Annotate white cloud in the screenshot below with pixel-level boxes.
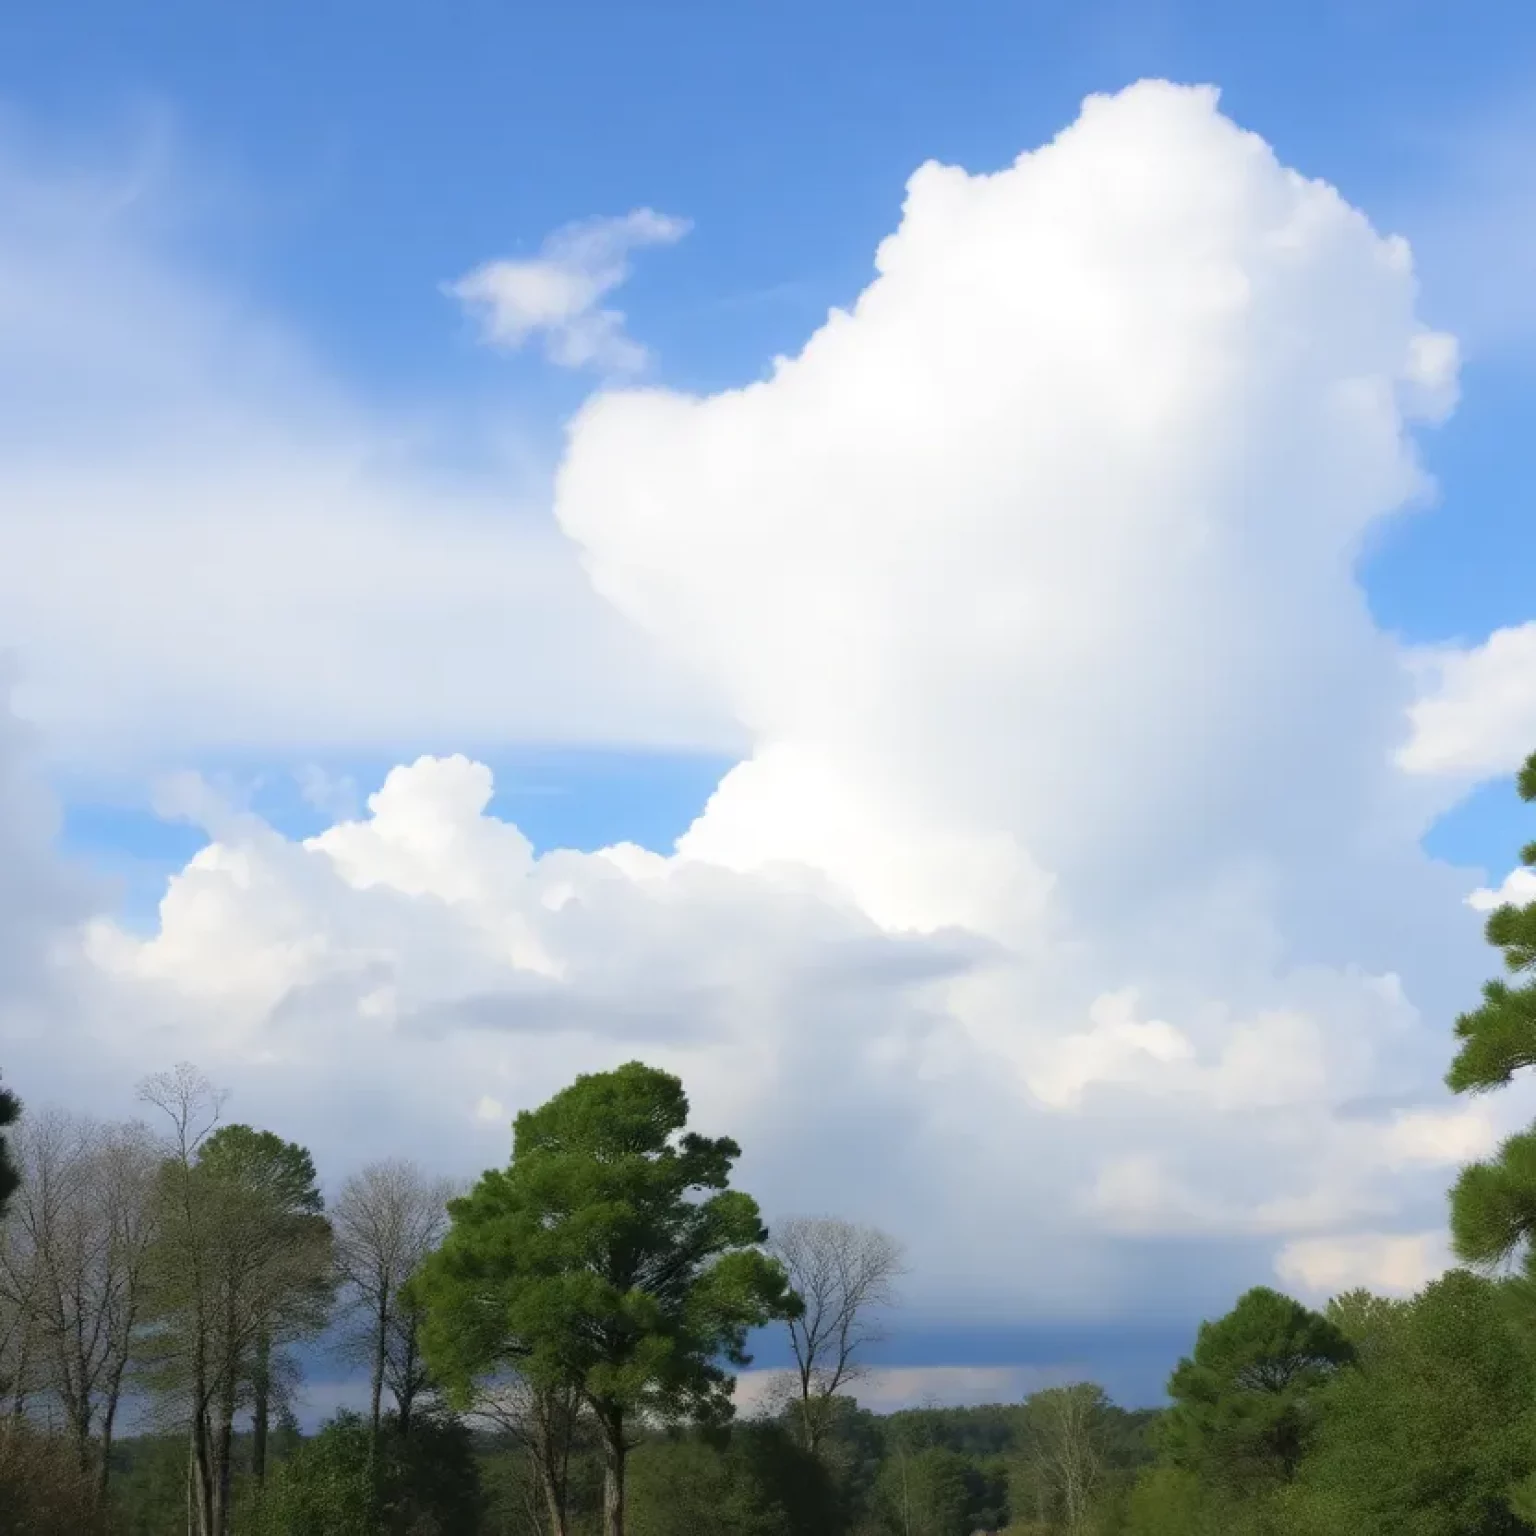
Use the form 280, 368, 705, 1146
1028, 990, 1195, 1110
9, 81, 1527, 1336
1378, 1104, 1499, 1166
0, 146, 732, 771
1468, 865, 1536, 913
448, 209, 690, 373
1275, 1232, 1451, 1297
1400, 621, 1536, 781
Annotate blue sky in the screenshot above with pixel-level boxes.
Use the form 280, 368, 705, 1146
4, 0, 1536, 1412
13, 0, 1536, 880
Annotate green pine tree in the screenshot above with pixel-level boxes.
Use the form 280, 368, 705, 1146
1447, 749, 1536, 1273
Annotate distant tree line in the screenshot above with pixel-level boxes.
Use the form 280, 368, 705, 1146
0, 745, 1532, 1536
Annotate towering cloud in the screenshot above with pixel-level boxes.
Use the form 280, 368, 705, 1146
18, 84, 1526, 1341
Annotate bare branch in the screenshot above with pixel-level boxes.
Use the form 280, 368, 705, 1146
330, 1159, 459, 1436
767, 1215, 905, 1455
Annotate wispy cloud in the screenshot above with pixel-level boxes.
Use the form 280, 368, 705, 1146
448, 209, 690, 373
0, 142, 731, 770
1383, 86, 1536, 359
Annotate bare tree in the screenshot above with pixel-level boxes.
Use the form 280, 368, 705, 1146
331, 1159, 457, 1445
1023, 1383, 1108, 1536
0, 1192, 44, 1421
460, 1369, 584, 1536
0, 1110, 160, 1489
768, 1216, 904, 1456
136, 1064, 226, 1536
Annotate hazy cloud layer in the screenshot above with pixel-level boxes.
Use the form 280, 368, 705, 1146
0, 159, 732, 770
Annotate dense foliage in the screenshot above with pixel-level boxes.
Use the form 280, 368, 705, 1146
1448, 749, 1536, 1274
0, 1070, 17, 1220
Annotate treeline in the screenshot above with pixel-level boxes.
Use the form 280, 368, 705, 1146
17, 1258, 1536, 1536
0, 1064, 459, 1535
7, 1056, 1535, 1536
0, 748, 1532, 1536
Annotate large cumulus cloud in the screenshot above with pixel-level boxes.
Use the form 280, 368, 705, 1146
13, 82, 1534, 1347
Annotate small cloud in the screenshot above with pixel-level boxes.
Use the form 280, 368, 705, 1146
1468, 866, 1536, 914
447, 208, 690, 373
295, 764, 359, 822
1379, 1105, 1499, 1166
473, 1094, 506, 1124
1399, 621, 1536, 782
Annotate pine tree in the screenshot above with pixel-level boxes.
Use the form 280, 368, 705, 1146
1446, 749, 1536, 1272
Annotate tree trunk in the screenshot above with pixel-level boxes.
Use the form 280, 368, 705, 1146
252, 1331, 271, 1485
533, 1394, 572, 1536
797, 1363, 820, 1457
70, 1398, 93, 1476
542, 1482, 572, 1536
188, 1408, 217, 1536
600, 1408, 626, 1536
212, 1405, 235, 1536
396, 1312, 420, 1436
370, 1290, 388, 1444
184, 1328, 218, 1536
99, 1355, 127, 1497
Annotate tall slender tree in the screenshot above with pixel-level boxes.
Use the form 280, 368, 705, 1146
138, 1068, 332, 1536
137, 1064, 226, 1536
413, 1061, 798, 1536
1025, 1383, 1112, 1536
331, 1158, 457, 1447
194, 1125, 332, 1494
1446, 749, 1536, 1272
0, 1111, 159, 1488
768, 1215, 903, 1457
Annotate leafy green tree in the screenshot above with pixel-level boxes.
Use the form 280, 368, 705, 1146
194, 1124, 333, 1487
875, 1443, 976, 1536
252, 1410, 483, 1536
1160, 1287, 1353, 1496
137, 1068, 333, 1536
627, 1423, 840, 1536
794, 1395, 886, 1532
413, 1061, 799, 1536
1123, 1464, 1238, 1536
107, 1433, 190, 1536
1447, 749, 1536, 1271
1019, 1384, 1111, 1535
0, 1071, 19, 1219
1293, 1269, 1536, 1536
1322, 1288, 1408, 1364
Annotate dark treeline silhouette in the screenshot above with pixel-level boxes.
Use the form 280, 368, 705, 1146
1, 748, 1534, 1535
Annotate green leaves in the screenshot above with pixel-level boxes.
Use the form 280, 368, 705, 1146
1448, 981, 1536, 1094
0, 1071, 19, 1220
626, 1424, 839, 1536
1161, 1287, 1353, 1493
413, 1059, 797, 1533
251, 1411, 483, 1536
1448, 747, 1536, 1273
1451, 1132, 1536, 1273
1292, 1270, 1536, 1536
